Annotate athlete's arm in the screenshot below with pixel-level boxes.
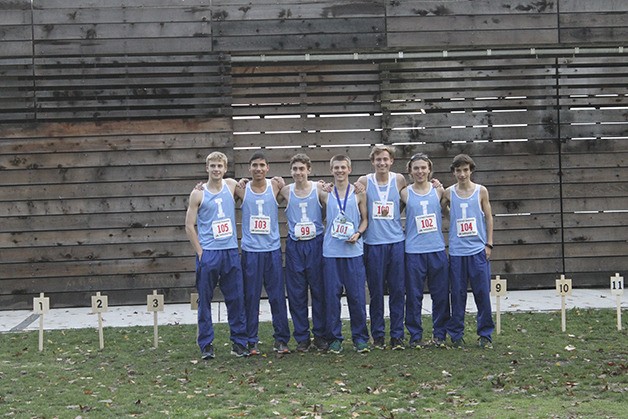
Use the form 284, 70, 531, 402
277, 184, 290, 205
348, 189, 368, 244
185, 189, 204, 258
480, 185, 494, 258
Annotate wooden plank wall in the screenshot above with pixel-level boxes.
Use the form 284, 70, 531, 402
0, 0, 34, 123
0, 0, 233, 309
380, 58, 563, 288
1, 0, 627, 309
558, 56, 628, 284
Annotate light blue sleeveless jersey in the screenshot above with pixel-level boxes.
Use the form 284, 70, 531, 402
364, 173, 404, 245
285, 182, 324, 241
448, 184, 487, 256
405, 184, 446, 254
323, 186, 363, 258
197, 181, 238, 250
241, 179, 281, 252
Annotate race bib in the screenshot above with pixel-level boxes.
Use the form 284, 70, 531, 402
250, 215, 271, 235
295, 222, 316, 240
212, 218, 234, 239
456, 218, 478, 237
372, 201, 394, 220
415, 214, 437, 234
331, 214, 355, 240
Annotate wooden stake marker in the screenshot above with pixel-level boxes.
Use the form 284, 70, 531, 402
91, 292, 109, 349
610, 273, 624, 331
147, 290, 164, 348
555, 274, 572, 332
191, 292, 199, 337
33, 293, 50, 352
190, 293, 199, 311
490, 275, 508, 334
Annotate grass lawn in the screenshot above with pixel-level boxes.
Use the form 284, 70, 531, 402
1, 309, 626, 418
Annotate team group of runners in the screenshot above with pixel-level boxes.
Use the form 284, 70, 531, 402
185, 146, 495, 359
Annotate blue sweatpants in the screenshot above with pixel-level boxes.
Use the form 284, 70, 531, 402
195, 249, 247, 350
241, 249, 291, 345
323, 256, 369, 345
405, 251, 450, 342
364, 241, 406, 340
448, 251, 495, 341
285, 235, 325, 344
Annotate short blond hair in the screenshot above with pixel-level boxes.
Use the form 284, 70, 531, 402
369, 145, 395, 161
206, 151, 228, 166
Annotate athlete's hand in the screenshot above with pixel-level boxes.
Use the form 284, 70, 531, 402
346, 232, 360, 244
431, 178, 443, 189
237, 178, 249, 189
321, 181, 334, 193
272, 176, 286, 190
353, 181, 366, 194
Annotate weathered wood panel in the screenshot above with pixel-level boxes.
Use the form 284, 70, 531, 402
2, 0, 628, 308
28, 0, 227, 121
380, 58, 559, 145
561, 137, 628, 285
386, 0, 558, 48
0, 1, 34, 123
0, 117, 232, 309
560, 0, 628, 44
210, 0, 385, 51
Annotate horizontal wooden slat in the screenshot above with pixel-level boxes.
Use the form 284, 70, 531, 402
386, 0, 556, 16
0, 226, 186, 249
560, 0, 627, 13
0, 275, 196, 300
0, 149, 223, 172
0, 118, 232, 138
211, 0, 385, 20
0, 179, 204, 202
388, 30, 558, 48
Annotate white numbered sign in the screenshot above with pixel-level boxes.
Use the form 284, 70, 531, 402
491, 276, 507, 297
91, 294, 109, 313
190, 293, 199, 310
147, 293, 164, 312
610, 273, 624, 296
556, 277, 572, 296
33, 295, 50, 314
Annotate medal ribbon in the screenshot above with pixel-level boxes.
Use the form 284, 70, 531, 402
333, 185, 350, 215
371, 173, 392, 203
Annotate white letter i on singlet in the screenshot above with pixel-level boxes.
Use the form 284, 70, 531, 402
420, 200, 429, 216
299, 202, 310, 222
460, 203, 468, 219
215, 198, 225, 218
256, 199, 265, 216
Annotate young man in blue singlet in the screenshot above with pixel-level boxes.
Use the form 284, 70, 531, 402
401, 153, 449, 348
441, 154, 495, 349
320, 154, 370, 354
357, 146, 407, 350
234, 152, 291, 355
278, 153, 328, 352
185, 152, 249, 359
